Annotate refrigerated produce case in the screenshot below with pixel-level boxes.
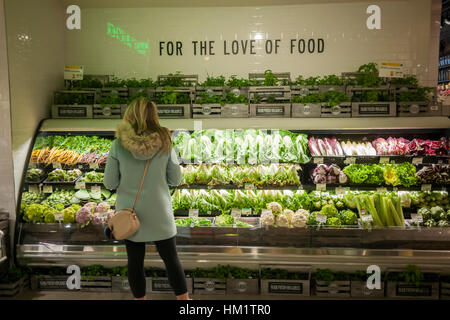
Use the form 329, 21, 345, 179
14, 117, 450, 274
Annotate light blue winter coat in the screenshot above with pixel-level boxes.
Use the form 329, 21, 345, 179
103, 122, 181, 242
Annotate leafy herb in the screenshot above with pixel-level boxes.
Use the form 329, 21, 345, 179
201, 75, 226, 87
226, 75, 249, 87
263, 70, 278, 86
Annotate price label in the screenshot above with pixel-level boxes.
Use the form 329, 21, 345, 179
231, 209, 242, 218
91, 185, 101, 194
438, 159, 443, 165
361, 215, 374, 223
54, 212, 64, 222
261, 209, 272, 216
412, 157, 423, 165
89, 162, 99, 169
316, 183, 326, 191
421, 184, 432, 191
28, 185, 39, 193
247, 158, 257, 165
242, 208, 252, 216
379, 157, 390, 164
29, 162, 37, 169
78, 165, 84, 169
335, 187, 349, 195
43, 185, 53, 193
344, 157, 356, 165
297, 185, 303, 190
245, 183, 255, 190
189, 209, 199, 217
410, 214, 423, 223
75, 181, 86, 189
52, 162, 62, 169
314, 157, 324, 164
316, 214, 327, 223
376, 187, 387, 192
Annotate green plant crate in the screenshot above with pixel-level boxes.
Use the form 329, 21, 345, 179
156, 104, 191, 119
291, 103, 321, 118
350, 280, 385, 298
226, 278, 259, 295
100, 87, 129, 99
249, 103, 291, 118
0, 276, 28, 297
260, 265, 311, 297
386, 281, 439, 299
192, 104, 248, 118
195, 86, 225, 98
290, 85, 320, 97
321, 102, 351, 118
80, 276, 112, 292
193, 277, 226, 295
128, 87, 154, 99
93, 104, 126, 119
51, 105, 94, 119
248, 72, 291, 87
318, 85, 346, 94
397, 101, 442, 117
351, 102, 396, 117
315, 280, 351, 297
111, 276, 130, 292
157, 74, 198, 87
148, 277, 193, 294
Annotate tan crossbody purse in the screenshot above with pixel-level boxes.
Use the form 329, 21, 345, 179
108, 159, 151, 240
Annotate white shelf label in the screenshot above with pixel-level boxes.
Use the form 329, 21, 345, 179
43, 185, 53, 193
379, 157, 390, 164
91, 185, 101, 193
231, 209, 242, 218
75, 181, 86, 189
89, 162, 99, 169
344, 157, 356, 165
410, 214, 423, 223
361, 215, 374, 223
54, 212, 64, 222
421, 184, 432, 191
314, 157, 324, 164
189, 209, 199, 217
335, 187, 349, 195
412, 157, 423, 165
316, 183, 326, 191
28, 185, 39, 193
245, 183, 255, 190
261, 209, 272, 216
316, 214, 327, 223
52, 162, 62, 169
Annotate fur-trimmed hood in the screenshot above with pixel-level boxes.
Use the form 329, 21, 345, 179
115, 122, 162, 160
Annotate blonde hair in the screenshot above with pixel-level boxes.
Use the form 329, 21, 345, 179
123, 97, 172, 153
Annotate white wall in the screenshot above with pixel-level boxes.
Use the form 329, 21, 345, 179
64, 0, 438, 85
5, 0, 66, 211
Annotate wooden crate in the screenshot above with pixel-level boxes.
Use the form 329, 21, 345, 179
148, 277, 193, 294
442, 104, 450, 116
291, 103, 321, 118
318, 85, 346, 94
397, 101, 442, 117
386, 281, 439, 299
154, 87, 196, 102
31, 275, 112, 292
441, 281, 450, 300
128, 87, 154, 99
261, 279, 310, 296
0, 276, 28, 297
192, 104, 222, 118
351, 102, 396, 117
346, 85, 393, 99
157, 74, 198, 87
100, 87, 129, 99
193, 277, 226, 295
156, 104, 191, 119
249, 72, 291, 87
290, 85, 319, 97
51, 105, 93, 119
80, 276, 112, 292
315, 280, 351, 297
195, 86, 225, 98
226, 278, 259, 295
321, 103, 351, 118
248, 86, 291, 101
249, 103, 291, 118
93, 104, 126, 119
350, 281, 385, 298
224, 86, 249, 97
111, 276, 130, 292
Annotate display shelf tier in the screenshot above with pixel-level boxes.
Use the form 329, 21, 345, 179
39, 117, 450, 132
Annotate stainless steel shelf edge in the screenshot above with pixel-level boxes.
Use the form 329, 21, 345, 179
16, 244, 450, 271
39, 117, 450, 132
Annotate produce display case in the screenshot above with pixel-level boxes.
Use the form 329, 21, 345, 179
13, 117, 450, 283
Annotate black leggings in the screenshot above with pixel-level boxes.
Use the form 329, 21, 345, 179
124, 237, 187, 298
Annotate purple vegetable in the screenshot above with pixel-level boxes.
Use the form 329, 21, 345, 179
314, 174, 327, 184
328, 164, 341, 176
314, 164, 329, 176
327, 175, 337, 184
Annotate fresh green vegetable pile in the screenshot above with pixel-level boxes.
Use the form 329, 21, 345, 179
70, 188, 111, 204
41, 189, 76, 207
26, 168, 45, 182
175, 217, 212, 227
181, 164, 300, 187
21, 192, 46, 205
342, 163, 417, 187
353, 193, 405, 227
415, 206, 450, 227
80, 171, 104, 183
46, 169, 82, 182
173, 129, 310, 164
33, 135, 112, 154
190, 265, 259, 280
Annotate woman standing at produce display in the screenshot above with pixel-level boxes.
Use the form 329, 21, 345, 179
103, 97, 190, 301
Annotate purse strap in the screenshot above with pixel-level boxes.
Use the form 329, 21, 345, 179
132, 159, 151, 212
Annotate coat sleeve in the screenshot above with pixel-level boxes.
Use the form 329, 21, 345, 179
103, 140, 120, 190
166, 148, 181, 186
